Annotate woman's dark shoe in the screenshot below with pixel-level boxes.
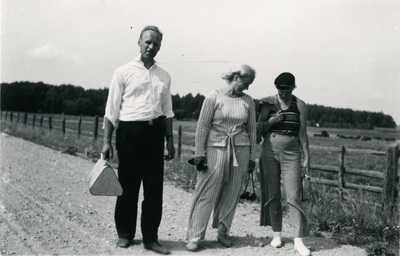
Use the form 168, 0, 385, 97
217, 233, 232, 247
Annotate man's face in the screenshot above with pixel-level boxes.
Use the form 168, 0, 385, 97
138, 30, 162, 61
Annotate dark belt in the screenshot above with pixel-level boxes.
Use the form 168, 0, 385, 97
121, 116, 165, 126
269, 132, 298, 138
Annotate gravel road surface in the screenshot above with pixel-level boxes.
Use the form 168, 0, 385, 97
0, 133, 367, 255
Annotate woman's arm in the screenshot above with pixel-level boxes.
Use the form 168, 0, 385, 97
256, 104, 282, 143
247, 98, 257, 162
194, 94, 215, 158
297, 98, 310, 174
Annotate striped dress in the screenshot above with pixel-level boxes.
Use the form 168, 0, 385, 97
186, 89, 257, 241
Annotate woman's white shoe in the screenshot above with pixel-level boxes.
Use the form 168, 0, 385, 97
294, 241, 311, 256
270, 236, 283, 248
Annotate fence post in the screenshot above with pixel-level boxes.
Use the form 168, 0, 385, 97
17, 112, 20, 123
178, 125, 182, 158
5, 111, 8, 121
338, 145, 346, 200
78, 117, 82, 138
398, 144, 400, 212
32, 114, 36, 128
24, 113, 28, 125
62, 117, 66, 134
383, 144, 399, 208
48, 116, 53, 131
10, 112, 13, 122
93, 116, 99, 139
40, 116, 44, 127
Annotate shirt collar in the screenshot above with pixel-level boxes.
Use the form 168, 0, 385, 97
134, 54, 158, 68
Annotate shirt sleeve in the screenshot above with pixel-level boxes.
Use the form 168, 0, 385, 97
161, 74, 175, 119
195, 92, 216, 157
103, 69, 124, 129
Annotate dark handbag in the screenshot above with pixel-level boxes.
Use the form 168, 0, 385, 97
240, 172, 257, 201
188, 158, 208, 171
88, 158, 123, 196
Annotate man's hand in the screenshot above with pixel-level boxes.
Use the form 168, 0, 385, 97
101, 143, 113, 160
102, 118, 114, 161
164, 137, 175, 161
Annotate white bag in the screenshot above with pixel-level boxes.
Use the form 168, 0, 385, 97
88, 157, 123, 196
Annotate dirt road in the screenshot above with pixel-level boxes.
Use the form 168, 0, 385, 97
0, 133, 367, 255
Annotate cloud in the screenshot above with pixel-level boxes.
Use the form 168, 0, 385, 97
27, 44, 84, 64
27, 44, 65, 60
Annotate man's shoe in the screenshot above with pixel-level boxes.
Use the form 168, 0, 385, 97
217, 234, 232, 247
144, 241, 171, 255
186, 241, 199, 251
117, 238, 130, 248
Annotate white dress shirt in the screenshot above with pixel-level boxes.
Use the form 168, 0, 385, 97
104, 55, 174, 129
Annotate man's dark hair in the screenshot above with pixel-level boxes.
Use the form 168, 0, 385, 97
140, 25, 163, 40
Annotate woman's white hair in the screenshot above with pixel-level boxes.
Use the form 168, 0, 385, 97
221, 64, 256, 82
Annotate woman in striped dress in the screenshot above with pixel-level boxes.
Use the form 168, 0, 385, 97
256, 72, 311, 256
186, 64, 257, 251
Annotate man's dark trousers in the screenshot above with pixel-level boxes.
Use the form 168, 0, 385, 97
115, 119, 165, 244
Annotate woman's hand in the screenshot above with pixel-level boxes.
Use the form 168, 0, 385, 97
261, 110, 283, 135
193, 156, 206, 165
193, 156, 207, 171
247, 160, 256, 173
270, 110, 283, 124
302, 159, 310, 179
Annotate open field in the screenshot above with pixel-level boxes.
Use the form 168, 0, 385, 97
174, 119, 400, 142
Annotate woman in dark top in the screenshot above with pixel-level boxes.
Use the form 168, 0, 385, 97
256, 72, 311, 256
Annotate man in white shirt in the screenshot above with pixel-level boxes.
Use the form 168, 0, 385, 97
101, 25, 175, 255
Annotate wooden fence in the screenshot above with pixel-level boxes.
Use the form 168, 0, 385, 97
176, 129, 399, 206
1, 111, 399, 206
1, 111, 104, 139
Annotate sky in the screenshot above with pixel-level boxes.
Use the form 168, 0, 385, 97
1, 0, 400, 124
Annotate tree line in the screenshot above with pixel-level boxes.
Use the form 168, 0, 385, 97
1, 81, 396, 129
